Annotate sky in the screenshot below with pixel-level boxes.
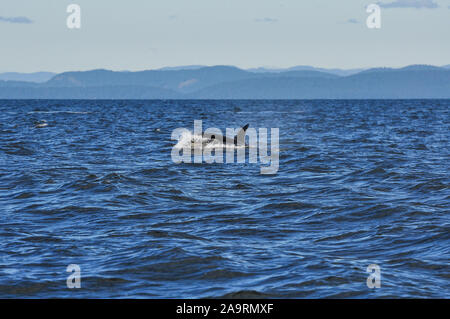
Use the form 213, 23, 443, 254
0, 0, 449, 72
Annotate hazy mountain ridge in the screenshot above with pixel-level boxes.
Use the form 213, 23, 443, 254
0, 65, 449, 99
0, 72, 56, 83
247, 65, 365, 76
45, 66, 256, 93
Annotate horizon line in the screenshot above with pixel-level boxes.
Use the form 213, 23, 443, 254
1, 63, 449, 74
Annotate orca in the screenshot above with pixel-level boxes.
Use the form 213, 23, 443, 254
171, 122, 279, 174
204, 123, 249, 146
172, 123, 250, 151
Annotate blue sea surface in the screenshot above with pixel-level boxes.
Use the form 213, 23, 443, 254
0, 99, 449, 298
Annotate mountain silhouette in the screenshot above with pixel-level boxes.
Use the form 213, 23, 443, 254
0, 65, 448, 99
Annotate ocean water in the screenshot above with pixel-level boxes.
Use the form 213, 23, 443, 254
0, 99, 448, 298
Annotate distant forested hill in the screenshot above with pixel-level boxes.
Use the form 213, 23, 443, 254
0, 65, 449, 99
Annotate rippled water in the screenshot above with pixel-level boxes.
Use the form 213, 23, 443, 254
0, 99, 449, 298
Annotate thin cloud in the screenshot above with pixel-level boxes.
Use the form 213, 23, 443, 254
255, 17, 278, 23
0, 16, 33, 24
377, 0, 439, 9
346, 18, 359, 24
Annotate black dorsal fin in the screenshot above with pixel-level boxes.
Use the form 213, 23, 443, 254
234, 124, 249, 145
